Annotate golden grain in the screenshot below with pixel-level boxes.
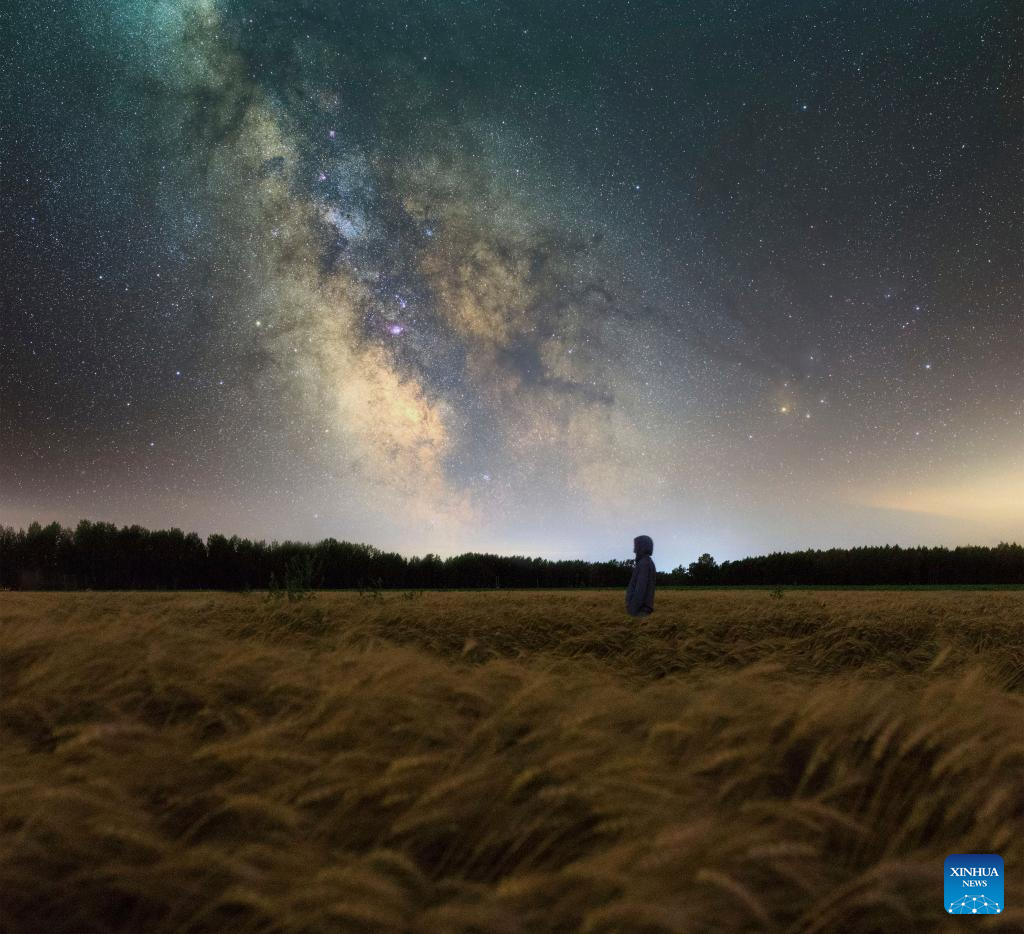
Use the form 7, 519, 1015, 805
1, 589, 1021, 932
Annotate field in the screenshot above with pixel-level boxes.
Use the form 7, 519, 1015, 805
2, 589, 1022, 933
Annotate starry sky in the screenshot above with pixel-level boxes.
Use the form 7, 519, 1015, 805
2, 0, 1022, 567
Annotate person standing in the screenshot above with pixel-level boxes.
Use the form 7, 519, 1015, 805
626, 534, 656, 617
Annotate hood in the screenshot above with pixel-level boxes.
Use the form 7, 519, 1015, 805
633, 535, 654, 557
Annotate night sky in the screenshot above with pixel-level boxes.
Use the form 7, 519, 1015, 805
2, 1, 1022, 566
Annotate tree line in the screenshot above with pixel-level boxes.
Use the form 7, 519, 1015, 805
680, 546, 1023, 586
0, 520, 1021, 590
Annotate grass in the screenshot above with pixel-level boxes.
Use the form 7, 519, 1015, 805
2, 589, 1022, 932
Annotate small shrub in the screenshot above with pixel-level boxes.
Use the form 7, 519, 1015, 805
267, 556, 320, 602
357, 576, 385, 601
284, 554, 319, 602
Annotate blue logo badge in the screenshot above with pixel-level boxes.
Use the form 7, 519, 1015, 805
945, 854, 1003, 914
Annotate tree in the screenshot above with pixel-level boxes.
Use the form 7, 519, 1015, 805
688, 553, 719, 585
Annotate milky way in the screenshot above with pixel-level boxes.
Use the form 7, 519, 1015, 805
2, 1, 1022, 565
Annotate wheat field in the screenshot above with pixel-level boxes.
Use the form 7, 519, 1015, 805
2, 589, 1022, 933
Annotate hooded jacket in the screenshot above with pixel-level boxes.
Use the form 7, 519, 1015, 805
626, 535, 655, 617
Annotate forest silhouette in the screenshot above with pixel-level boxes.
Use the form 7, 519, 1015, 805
2, 521, 1021, 590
